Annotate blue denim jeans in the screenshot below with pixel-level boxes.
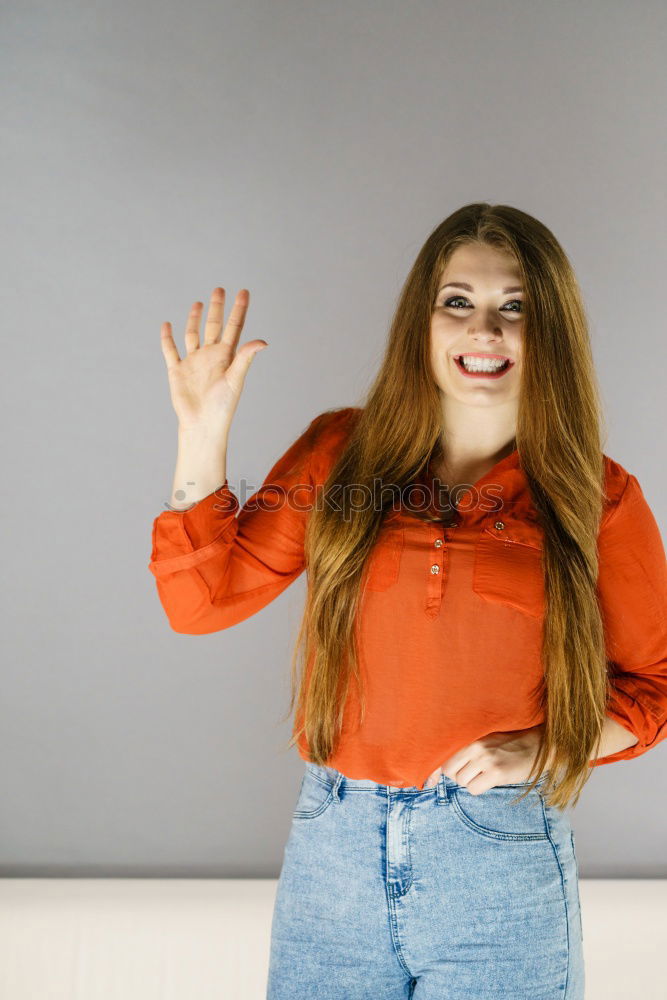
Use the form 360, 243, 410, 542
267, 762, 585, 999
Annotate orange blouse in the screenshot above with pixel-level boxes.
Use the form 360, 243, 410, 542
148, 406, 667, 789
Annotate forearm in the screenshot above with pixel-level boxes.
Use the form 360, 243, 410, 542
533, 716, 639, 770
169, 426, 229, 510
590, 716, 639, 761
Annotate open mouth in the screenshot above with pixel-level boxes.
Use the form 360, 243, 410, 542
454, 353, 513, 377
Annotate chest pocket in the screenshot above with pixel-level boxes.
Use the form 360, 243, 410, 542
363, 526, 404, 592
472, 514, 545, 618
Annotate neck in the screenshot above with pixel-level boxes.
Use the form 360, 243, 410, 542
435, 398, 518, 484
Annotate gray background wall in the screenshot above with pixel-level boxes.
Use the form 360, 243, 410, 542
1, 0, 665, 877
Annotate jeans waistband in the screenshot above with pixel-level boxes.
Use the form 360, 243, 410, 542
305, 761, 550, 795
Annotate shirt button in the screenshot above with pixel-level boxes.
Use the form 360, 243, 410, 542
434, 538, 443, 548
430, 564, 440, 574
494, 520, 505, 530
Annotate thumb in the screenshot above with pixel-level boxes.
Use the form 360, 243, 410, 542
227, 341, 269, 389
250, 342, 269, 360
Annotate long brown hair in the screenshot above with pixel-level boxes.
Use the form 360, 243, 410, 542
283, 202, 611, 810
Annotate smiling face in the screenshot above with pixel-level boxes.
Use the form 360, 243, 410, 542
430, 242, 524, 406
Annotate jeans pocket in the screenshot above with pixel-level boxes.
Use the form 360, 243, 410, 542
292, 767, 336, 820
450, 780, 550, 842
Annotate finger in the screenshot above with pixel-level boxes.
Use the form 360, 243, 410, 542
453, 761, 485, 789
423, 767, 441, 789
160, 322, 182, 370
203, 287, 226, 346
220, 288, 250, 352
439, 747, 472, 778
184, 301, 204, 354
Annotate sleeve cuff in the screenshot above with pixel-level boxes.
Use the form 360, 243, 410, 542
148, 481, 239, 578
181, 482, 239, 548
589, 684, 662, 766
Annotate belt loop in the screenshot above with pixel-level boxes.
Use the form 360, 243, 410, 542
436, 771, 449, 805
332, 771, 343, 803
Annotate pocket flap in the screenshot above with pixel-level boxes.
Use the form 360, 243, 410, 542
480, 512, 544, 549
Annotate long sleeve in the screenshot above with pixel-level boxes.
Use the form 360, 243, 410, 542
591, 470, 667, 766
147, 408, 354, 634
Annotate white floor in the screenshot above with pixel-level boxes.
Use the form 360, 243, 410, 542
0, 879, 664, 998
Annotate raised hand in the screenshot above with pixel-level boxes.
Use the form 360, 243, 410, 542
159, 287, 268, 435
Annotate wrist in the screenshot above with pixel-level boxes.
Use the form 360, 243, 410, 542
178, 423, 229, 446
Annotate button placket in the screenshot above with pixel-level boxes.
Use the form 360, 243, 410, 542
425, 524, 447, 618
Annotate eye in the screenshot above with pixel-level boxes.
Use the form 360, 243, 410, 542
442, 296, 523, 313
443, 296, 471, 309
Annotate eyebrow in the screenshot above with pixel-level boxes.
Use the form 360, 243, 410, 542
438, 282, 523, 294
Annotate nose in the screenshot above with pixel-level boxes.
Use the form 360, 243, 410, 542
466, 304, 507, 339
468, 326, 503, 342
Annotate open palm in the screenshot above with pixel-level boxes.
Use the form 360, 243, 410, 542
160, 287, 268, 434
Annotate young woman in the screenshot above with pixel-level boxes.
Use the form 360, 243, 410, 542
149, 203, 667, 999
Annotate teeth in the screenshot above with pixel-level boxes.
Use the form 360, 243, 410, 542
459, 356, 508, 372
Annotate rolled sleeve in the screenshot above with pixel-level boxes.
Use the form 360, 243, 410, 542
146, 407, 358, 634
591, 471, 667, 766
